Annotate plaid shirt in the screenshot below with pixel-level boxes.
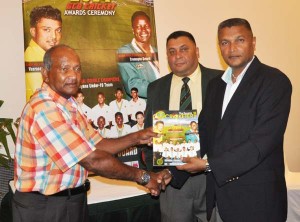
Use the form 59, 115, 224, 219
14, 83, 102, 195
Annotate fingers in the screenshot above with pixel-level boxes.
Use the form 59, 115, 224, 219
145, 173, 161, 196
149, 188, 159, 196
176, 164, 185, 171
145, 169, 173, 196
157, 172, 166, 190
181, 157, 191, 163
155, 169, 172, 190
176, 158, 206, 173
137, 128, 158, 145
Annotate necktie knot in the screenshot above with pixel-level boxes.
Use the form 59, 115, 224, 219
182, 77, 190, 84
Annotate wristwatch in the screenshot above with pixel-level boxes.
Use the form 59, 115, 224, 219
205, 160, 212, 173
137, 171, 151, 186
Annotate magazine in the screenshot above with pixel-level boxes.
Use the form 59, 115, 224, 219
152, 110, 200, 166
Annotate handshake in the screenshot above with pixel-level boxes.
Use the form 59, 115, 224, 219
136, 168, 172, 196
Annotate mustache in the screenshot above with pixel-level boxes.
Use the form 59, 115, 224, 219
65, 78, 78, 84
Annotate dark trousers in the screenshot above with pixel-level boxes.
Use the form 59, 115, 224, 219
12, 190, 89, 222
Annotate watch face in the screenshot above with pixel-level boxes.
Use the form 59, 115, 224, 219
141, 172, 151, 185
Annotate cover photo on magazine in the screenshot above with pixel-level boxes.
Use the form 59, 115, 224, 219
152, 110, 200, 166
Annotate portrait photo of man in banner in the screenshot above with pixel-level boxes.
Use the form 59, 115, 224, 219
22, 0, 160, 168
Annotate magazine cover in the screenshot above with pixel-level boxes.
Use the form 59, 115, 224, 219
152, 110, 200, 166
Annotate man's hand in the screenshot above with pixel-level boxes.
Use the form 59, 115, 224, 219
144, 170, 172, 196
176, 157, 206, 173
136, 127, 158, 145
156, 169, 172, 190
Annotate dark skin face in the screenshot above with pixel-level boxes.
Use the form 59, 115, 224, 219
115, 114, 124, 128
97, 94, 105, 105
132, 15, 151, 45
42, 47, 82, 98
115, 90, 123, 102
218, 25, 256, 76
97, 117, 106, 129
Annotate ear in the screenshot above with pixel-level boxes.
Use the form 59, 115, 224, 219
253, 36, 257, 51
30, 27, 36, 38
196, 47, 200, 59
41, 67, 49, 83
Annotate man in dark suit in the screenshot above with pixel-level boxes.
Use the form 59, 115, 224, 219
144, 31, 222, 222
177, 18, 292, 222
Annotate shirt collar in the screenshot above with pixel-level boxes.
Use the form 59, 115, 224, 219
131, 38, 154, 53
173, 64, 200, 82
221, 56, 255, 84
42, 83, 77, 109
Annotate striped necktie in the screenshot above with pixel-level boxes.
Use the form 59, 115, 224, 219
180, 77, 192, 110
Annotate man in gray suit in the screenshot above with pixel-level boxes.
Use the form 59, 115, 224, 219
178, 18, 292, 222
144, 31, 222, 222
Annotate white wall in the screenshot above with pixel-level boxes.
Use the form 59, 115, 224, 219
1, 0, 299, 171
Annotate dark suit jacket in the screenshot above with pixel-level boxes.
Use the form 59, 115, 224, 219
200, 57, 292, 222
144, 64, 222, 188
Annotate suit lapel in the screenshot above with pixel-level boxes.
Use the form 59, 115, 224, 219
200, 64, 209, 101
157, 74, 173, 110
213, 78, 226, 129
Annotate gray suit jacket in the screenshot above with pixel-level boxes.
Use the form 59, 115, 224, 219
144, 64, 222, 188
200, 57, 292, 221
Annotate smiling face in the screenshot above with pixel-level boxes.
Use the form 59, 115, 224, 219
167, 36, 199, 77
30, 18, 62, 51
97, 94, 105, 105
131, 90, 138, 99
218, 25, 256, 75
132, 15, 151, 44
156, 122, 164, 132
115, 90, 123, 101
136, 113, 144, 126
115, 114, 124, 127
190, 122, 198, 131
42, 46, 81, 98
75, 92, 84, 104
97, 116, 106, 129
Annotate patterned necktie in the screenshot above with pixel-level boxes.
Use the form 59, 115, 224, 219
180, 77, 192, 110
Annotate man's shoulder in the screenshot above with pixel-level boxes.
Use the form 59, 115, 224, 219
200, 64, 223, 77
91, 104, 98, 110
247, 57, 291, 86
109, 100, 115, 106
149, 73, 173, 88
122, 99, 129, 104
24, 41, 45, 62
117, 43, 134, 53
138, 97, 146, 104
27, 90, 56, 114
124, 124, 132, 130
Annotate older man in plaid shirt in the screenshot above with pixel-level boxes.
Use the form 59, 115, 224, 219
13, 44, 171, 222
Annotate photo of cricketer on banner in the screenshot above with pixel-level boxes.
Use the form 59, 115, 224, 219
22, 0, 160, 169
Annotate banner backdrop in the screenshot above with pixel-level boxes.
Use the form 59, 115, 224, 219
22, 0, 160, 168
